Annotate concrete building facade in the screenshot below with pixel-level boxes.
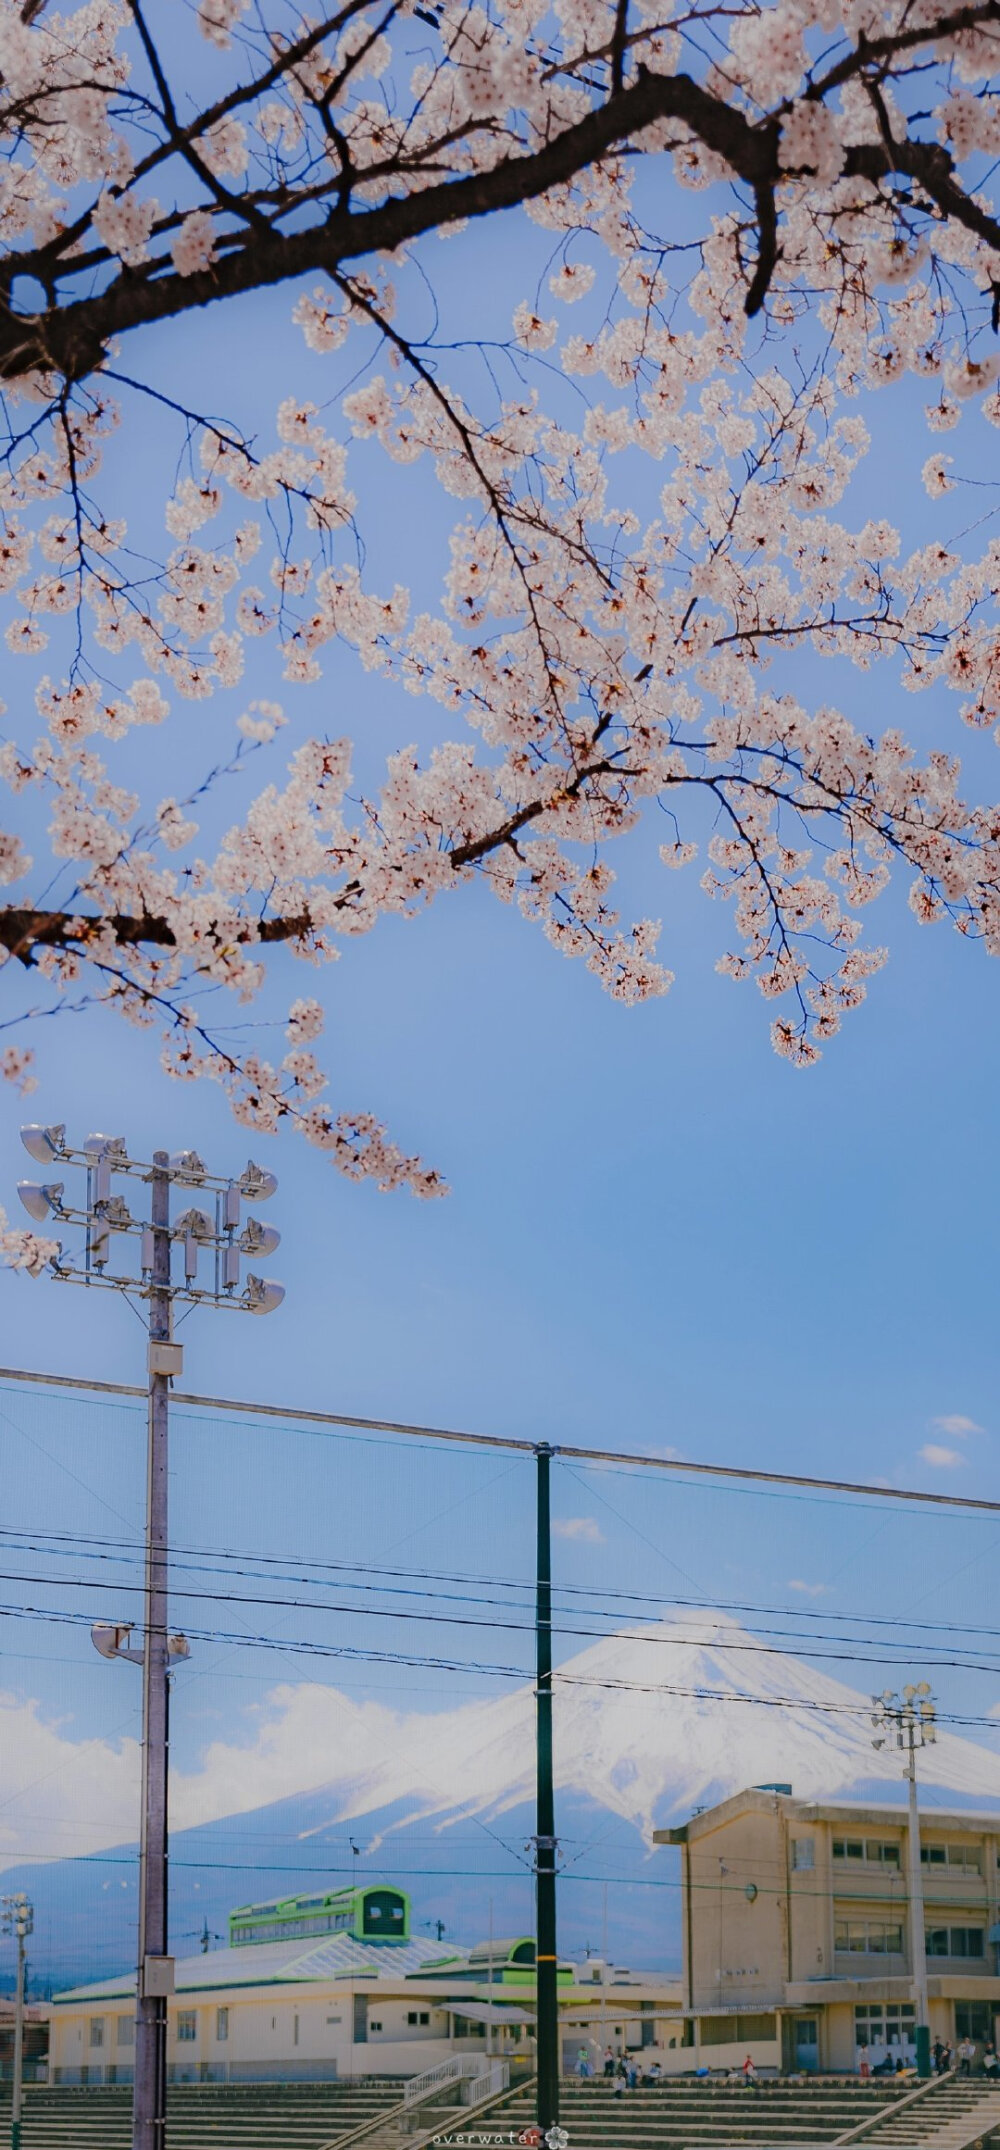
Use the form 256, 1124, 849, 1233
656, 1788, 1000, 2073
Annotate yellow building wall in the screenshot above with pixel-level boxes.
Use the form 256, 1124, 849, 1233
686, 1804, 789, 2014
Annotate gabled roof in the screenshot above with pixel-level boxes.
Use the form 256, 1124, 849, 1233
53, 1933, 465, 2008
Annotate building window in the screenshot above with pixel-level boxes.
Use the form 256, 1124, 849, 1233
116, 2018, 134, 2048
407, 2010, 431, 2026
700, 2015, 777, 2046
833, 1839, 900, 1866
956, 2004, 993, 2043
216, 2010, 228, 2044
88, 2019, 105, 2050
791, 1840, 814, 1871
855, 2005, 915, 2049
926, 1927, 985, 1958
835, 1921, 904, 1954
922, 1844, 982, 1875
176, 2012, 197, 2043
370, 2020, 383, 2033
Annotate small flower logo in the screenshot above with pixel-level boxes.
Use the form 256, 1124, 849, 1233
545, 2128, 570, 2149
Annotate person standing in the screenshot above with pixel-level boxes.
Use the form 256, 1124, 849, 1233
933, 2040, 945, 2076
858, 2041, 871, 2081
604, 2045, 615, 2079
959, 2036, 975, 2076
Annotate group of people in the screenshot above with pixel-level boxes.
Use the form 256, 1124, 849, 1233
858, 2035, 999, 2080
592, 2047, 664, 2092
589, 2046, 759, 2091
933, 2036, 1000, 2077
584, 2033, 1000, 2091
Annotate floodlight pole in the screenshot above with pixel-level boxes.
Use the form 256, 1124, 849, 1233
534, 1442, 559, 2138
135, 1153, 171, 2150
905, 1738, 930, 2067
871, 1685, 936, 2079
11, 1124, 285, 2150
2, 1894, 32, 2150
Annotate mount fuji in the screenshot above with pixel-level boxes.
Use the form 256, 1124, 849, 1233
12, 1614, 1000, 1989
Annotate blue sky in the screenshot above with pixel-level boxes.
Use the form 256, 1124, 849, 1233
2, 161, 1000, 1967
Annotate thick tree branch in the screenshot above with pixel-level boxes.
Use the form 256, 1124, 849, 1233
2, 30, 997, 379
0, 70, 781, 379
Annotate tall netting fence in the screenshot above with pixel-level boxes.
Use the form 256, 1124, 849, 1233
1, 1372, 998, 2017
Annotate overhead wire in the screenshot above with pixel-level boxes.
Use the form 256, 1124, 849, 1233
7, 1522, 1000, 1656
6, 1596, 1000, 1731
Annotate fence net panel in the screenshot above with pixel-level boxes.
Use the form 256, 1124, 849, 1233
1, 1373, 999, 2011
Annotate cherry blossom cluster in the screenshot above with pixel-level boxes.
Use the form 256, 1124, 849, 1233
1, 0, 1000, 1180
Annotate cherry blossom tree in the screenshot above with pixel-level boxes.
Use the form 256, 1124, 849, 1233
2, 0, 1000, 1264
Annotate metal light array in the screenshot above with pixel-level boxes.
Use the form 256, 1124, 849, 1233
870, 1682, 937, 1752
17, 1126, 284, 1315
1, 1894, 32, 1942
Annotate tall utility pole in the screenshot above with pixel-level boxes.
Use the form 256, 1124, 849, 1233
534, 1443, 559, 2138
13, 1124, 285, 2150
872, 1684, 937, 2078
2, 1893, 32, 2150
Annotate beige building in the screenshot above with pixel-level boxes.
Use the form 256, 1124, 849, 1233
48, 1929, 681, 2086
656, 1787, 1000, 2074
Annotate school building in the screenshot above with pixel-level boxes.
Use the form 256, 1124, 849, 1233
656, 1787, 1000, 2073
47, 1883, 682, 2085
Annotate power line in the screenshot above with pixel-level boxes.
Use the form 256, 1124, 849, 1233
7, 1595, 1000, 1731
12, 1559, 1000, 1678
8, 1523, 1000, 1660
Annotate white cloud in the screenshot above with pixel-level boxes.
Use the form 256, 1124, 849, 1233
552, 1516, 605, 1544
932, 1414, 984, 1437
0, 1691, 139, 1871
920, 1442, 966, 1469
788, 1579, 829, 1597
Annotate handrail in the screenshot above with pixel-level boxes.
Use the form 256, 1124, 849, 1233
396, 2064, 526, 2150
319, 2058, 511, 2150
403, 2058, 486, 2107
465, 2062, 510, 2108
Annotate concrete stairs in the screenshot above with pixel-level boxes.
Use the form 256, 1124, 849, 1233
322, 2095, 479, 2150
0, 2078, 399, 2148
846, 2079, 1000, 2150
437, 2078, 911, 2150
318, 2060, 517, 2150
17, 2074, 1000, 2150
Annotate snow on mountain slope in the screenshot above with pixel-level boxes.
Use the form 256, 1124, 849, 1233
11, 1613, 1000, 1985
171, 1612, 1000, 1850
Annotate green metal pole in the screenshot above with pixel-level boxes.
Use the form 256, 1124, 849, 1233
11, 1925, 24, 2150
535, 1443, 559, 2139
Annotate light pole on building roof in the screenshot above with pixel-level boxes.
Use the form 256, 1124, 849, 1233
11, 1127, 285, 2150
